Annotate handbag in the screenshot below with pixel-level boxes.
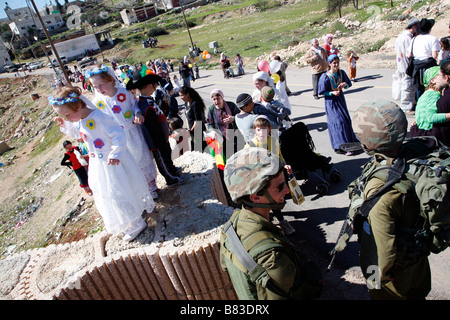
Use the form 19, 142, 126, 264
405, 38, 416, 77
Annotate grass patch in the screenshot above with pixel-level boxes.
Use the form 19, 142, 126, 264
29, 123, 63, 159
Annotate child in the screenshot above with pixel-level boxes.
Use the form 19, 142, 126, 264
61, 140, 92, 196
85, 65, 159, 199
51, 86, 153, 242
194, 63, 200, 79
347, 50, 359, 81
438, 37, 450, 65
77, 137, 89, 170
260, 86, 291, 130
245, 115, 296, 235
168, 117, 190, 160
409, 66, 450, 137
126, 70, 183, 187
172, 75, 181, 95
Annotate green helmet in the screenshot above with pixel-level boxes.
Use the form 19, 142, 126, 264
352, 99, 407, 153
224, 147, 285, 208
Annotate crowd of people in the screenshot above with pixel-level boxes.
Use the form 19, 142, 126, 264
47, 17, 450, 301
394, 17, 450, 145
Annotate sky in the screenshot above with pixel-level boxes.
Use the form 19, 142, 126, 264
0, 0, 85, 20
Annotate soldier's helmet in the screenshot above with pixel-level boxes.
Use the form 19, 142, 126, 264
224, 147, 284, 202
352, 99, 407, 153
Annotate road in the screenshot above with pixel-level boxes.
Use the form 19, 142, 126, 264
186, 66, 449, 300
2, 65, 448, 299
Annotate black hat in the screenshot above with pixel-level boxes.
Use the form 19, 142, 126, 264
126, 69, 162, 90
419, 18, 435, 33
236, 93, 252, 109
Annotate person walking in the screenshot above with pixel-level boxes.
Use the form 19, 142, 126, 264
304, 38, 328, 99
318, 54, 358, 155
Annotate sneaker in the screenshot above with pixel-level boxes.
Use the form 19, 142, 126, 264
84, 186, 93, 196
123, 221, 147, 242
279, 220, 296, 235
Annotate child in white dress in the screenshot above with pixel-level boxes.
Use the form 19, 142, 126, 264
85, 65, 159, 198
51, 86, 153, 242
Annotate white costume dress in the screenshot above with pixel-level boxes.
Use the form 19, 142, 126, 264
92, 87, 158, 191
61, 109, 154, 235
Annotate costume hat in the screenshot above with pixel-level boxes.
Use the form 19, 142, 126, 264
419, 18, 435, 33
126, 68, 162, 90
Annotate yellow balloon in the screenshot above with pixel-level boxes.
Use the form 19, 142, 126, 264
271, 73, 280, 83
188, 64, 193, 68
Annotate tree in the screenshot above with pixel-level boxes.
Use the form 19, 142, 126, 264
328, 0, 352, 18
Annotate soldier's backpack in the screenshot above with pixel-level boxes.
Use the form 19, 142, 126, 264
328, 137, 450, 270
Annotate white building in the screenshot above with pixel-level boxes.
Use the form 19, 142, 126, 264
51, 34, 100, 61
120, 4, 158, 25
5, 3, 65, 37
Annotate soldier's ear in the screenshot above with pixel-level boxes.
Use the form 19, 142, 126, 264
249, 193, 262, 203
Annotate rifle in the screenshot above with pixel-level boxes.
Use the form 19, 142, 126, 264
327, 209, 355, 272
327, 157, 405, 272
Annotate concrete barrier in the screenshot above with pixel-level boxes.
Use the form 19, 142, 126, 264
0, 152, 238, 300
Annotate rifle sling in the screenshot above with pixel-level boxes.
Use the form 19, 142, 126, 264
358, 157, 406, 218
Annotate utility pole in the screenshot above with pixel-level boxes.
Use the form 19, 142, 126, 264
29, 0, 71, 86
180, 0, 196, 56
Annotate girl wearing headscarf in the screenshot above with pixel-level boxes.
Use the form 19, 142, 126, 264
318, 54, 358, 156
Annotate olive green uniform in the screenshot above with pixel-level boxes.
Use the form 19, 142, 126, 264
220, 208, 302, 300
360, 176, 431, 300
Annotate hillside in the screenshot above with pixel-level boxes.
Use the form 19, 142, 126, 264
0, 0, 449, 259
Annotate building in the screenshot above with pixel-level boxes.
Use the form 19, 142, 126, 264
120, 4, 158, 25
0, 40, 12, 71
51, 34, 101, 61
4, 3, 65, 37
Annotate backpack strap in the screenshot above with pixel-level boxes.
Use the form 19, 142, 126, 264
354, 157, 406, 232
223, 219, 291, 298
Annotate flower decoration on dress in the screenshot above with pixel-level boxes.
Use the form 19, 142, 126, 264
84, 65, 108, 79
112, 105, 122, 114
117, 93, 126, 102
93, 138, 105, 149
96, 100, 106, 109
79, 132, 87, 142
48, 92, 79, 106
86, 119, 96, 130
124, 110, 133, 119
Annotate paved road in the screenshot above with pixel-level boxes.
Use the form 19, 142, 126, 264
186, 66, 449, 300
3, 65, 448, 299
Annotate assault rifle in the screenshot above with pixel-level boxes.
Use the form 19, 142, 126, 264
327, 157, 405, 272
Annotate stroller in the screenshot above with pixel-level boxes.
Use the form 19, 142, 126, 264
280, 122, 341, 194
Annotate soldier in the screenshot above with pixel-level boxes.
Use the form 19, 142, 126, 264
219, 147, 322, 300
351, 99, 431, 299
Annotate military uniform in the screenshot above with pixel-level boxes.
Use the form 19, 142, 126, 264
220, 208, 300, 300
351, 99, 432, 300
360, 174, 431, 300
220, 147, 322, 300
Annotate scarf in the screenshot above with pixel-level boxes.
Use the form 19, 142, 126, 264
212, 102, 233, 139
